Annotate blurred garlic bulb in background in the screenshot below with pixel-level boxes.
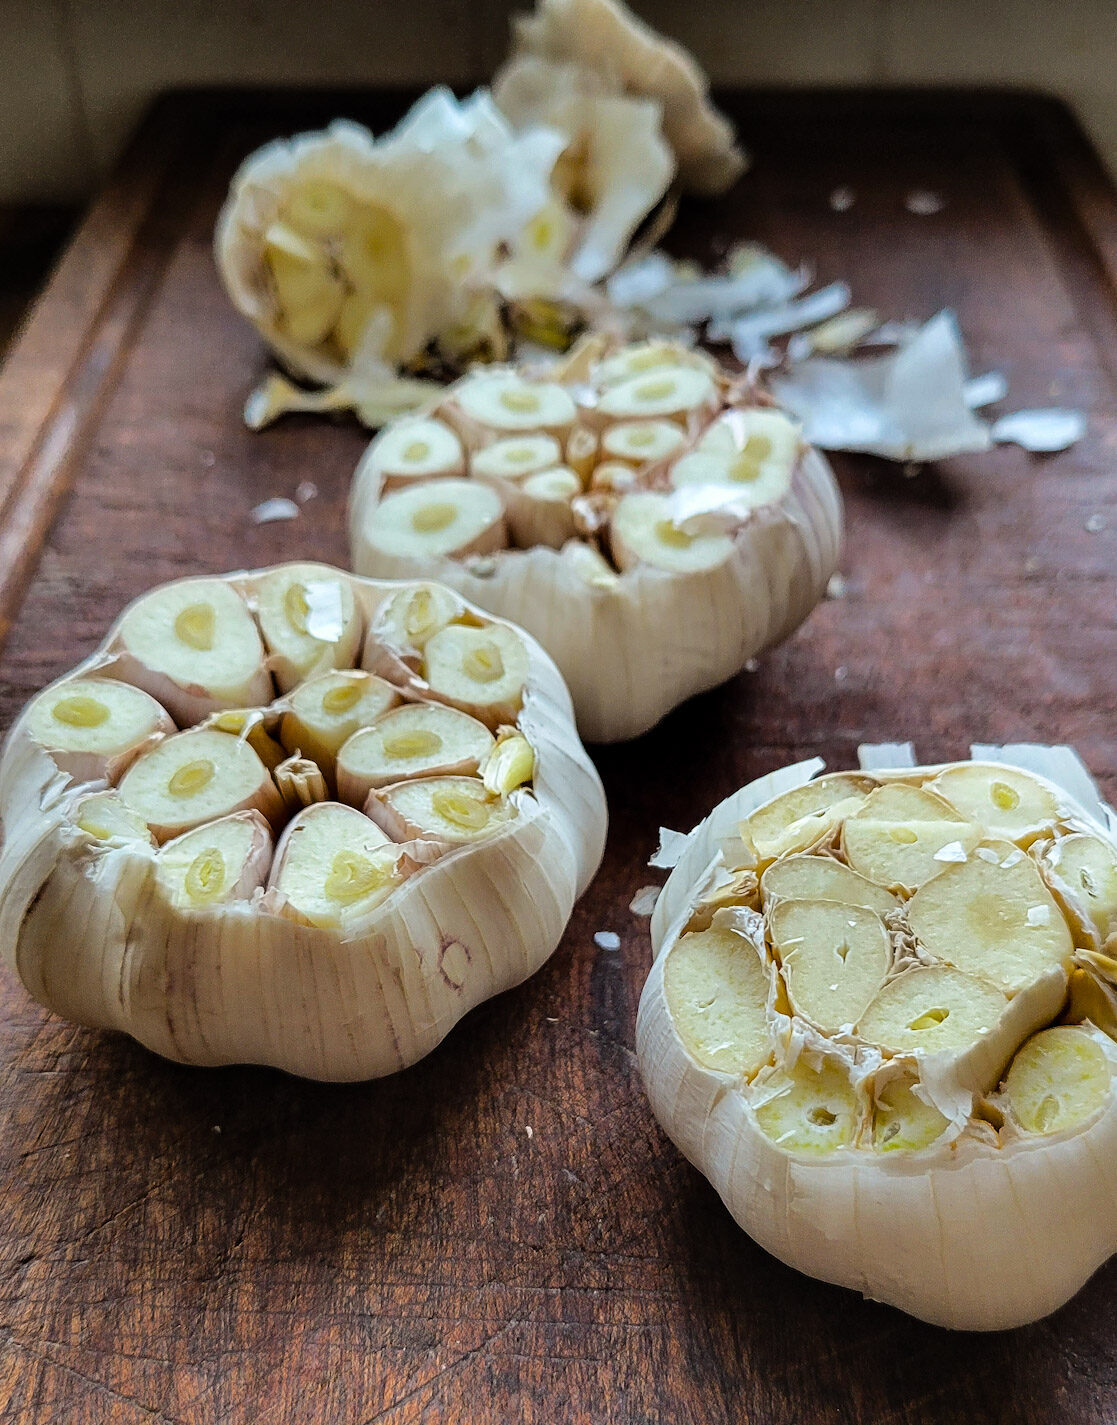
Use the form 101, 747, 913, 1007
349, 337, 841, 742
0, 566, 606, 1081
637, 745, 1117, 1330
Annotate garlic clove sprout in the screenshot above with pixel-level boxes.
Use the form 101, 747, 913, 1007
156, 811, 273, 909
601, 419, 685, 465
254, 563, 362, 692
770, 898, 890, 1033
361, 479, 507, 569
663, 925, 772, 1076
759, 854, 898, 916
422, 622, 530, 727
744, 774, 875, 864
471, 433, 564, 483
366, 775, 515, 845
117, 727, 285, 842
637, 752, 1117, 1329
931, 762, 1059, 847
841, 784, 982, 893
609, 491, 734, 574
1046, 833, 1117, 943
479, 728, 536, 795
363, 416, 466, 488
906, 844, 1073, 994
24, 678, 174, 784
111, 576, 272, 724
279, 669, 400, 778
270, 802, 404, 927
336, 703, 494, 802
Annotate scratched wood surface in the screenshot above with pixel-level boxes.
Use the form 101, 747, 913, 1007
0, 90, 1115, 1424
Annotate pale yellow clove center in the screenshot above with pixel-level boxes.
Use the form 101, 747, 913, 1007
321, 683, 361, 714
991, 780, 1021, 811
324, 849, 384, 903
402, 440, 431, 462
185, 847, 226, 903
284, 582, 310, 634
174, 602, 215, 651
499, 388, 541, 415
654, 520, 695, 550
383, 730, 442, 760
168, 759, 216, 798
432, 787, 491, 830
52, 695, 110, 728
462, 641, 505, 684
411, 502, 458, 534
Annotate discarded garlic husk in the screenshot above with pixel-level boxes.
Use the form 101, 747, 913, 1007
0, 564, 606, 1080
637, 746, 1117, 1329
350, 337, 842, 741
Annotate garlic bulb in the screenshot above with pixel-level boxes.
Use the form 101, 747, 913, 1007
0, 566, 606, 1081
637, 746, 1117, 1330
350, 338, 842, 742
216, 89, 563, 388
497, 0, 746, 196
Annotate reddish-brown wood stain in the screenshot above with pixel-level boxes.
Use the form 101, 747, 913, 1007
0, 90, 1114, 1424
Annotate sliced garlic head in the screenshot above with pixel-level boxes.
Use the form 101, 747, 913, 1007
157, 811, 272, 909
350, 336, 842, 741
113, 576, 272, 724
336, 704, 494, 802
637, 754, 1117, 1329
255, 563, 362, 691
471, 434, 563, 483
0, 564, 606, 1080
610, 491, 734, 574
25, 678, 173, 783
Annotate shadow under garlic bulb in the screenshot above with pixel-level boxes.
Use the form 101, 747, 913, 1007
349, 337, 843, 742
636, 753, 1117, 1330
0, 564, 606, 1081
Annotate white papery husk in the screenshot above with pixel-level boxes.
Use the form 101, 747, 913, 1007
637, 747, 1117, 1330
501, 0, 746, 195
0, 569, 606, 1082
215, 89, 564, 386
492, 55, 675, 285
349, 355, 842, 743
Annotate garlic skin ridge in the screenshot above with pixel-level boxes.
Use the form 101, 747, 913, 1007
636, 753, 1117, 1331
349, 342, 843, 743
0, 568, 606, 1082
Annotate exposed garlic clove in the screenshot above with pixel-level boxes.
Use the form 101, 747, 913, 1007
363, 416, 465, 488
361, 479, 507, 572
205, 707, 288, 772
117, 727, 284, 842
841, 784, 982, 893
595, 365, 716, 427
870, 1073, 950, 1153
336, 703, 495, 803
601, 419, 686, 465
664, 925, 771, 1076
470, 433, 563, 483
745, 773, 876, 864
589, 460, 638, 495
366, 775, 516, 845
71, 790, 155, 846
254, 563, 362, 692
609, 490, 734, 574
931, 763, 1059, 847
263, 221, 345, 345
366, 583, 465, 661
111, 576, 272, 724
449, 372, 577, 443
670, 409, 801, 510
422, 622, 530, 728
156, 811, 273, 909
480, 728, 536, 795
760, 854, 898, 916
505, 466, 581, 549
270, 802, 405, 927
274, 754, 329, 812
564, 425, 599, 481
1004, 1026, 1112, 1134
753, 1058, 862, 1154
595, 340, 715, 388
770, 898, 890, 1033
24, 678, 174, 784
906, 843, 1073, 994
278, 669, 399, 781
1046, 833, 1117, 943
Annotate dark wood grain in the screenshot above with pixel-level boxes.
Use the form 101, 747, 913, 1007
0, 89, 1115, 1425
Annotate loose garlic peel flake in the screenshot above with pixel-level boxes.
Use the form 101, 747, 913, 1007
636, 756, 1117, 1330
351, 337, 842, 741
0, 564, 606, 1081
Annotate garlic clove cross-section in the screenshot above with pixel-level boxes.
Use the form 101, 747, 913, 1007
637, 751, 1117, 1330
350, 337, 843, 742
0, 563, 606, 1081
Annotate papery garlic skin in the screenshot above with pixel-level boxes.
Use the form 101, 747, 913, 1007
637, 750, 1117, 1330
350, 338, 842, 742
0, 566, 606, 1082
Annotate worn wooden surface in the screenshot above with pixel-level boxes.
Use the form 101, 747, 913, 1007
0, 89, 1115, 1424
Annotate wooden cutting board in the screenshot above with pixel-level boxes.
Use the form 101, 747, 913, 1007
0, 89, 1115, 1424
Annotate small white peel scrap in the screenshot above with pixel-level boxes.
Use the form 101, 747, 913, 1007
650, 826, 689, 869
250, 497, 300, 524
991, 408, 1087, 453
